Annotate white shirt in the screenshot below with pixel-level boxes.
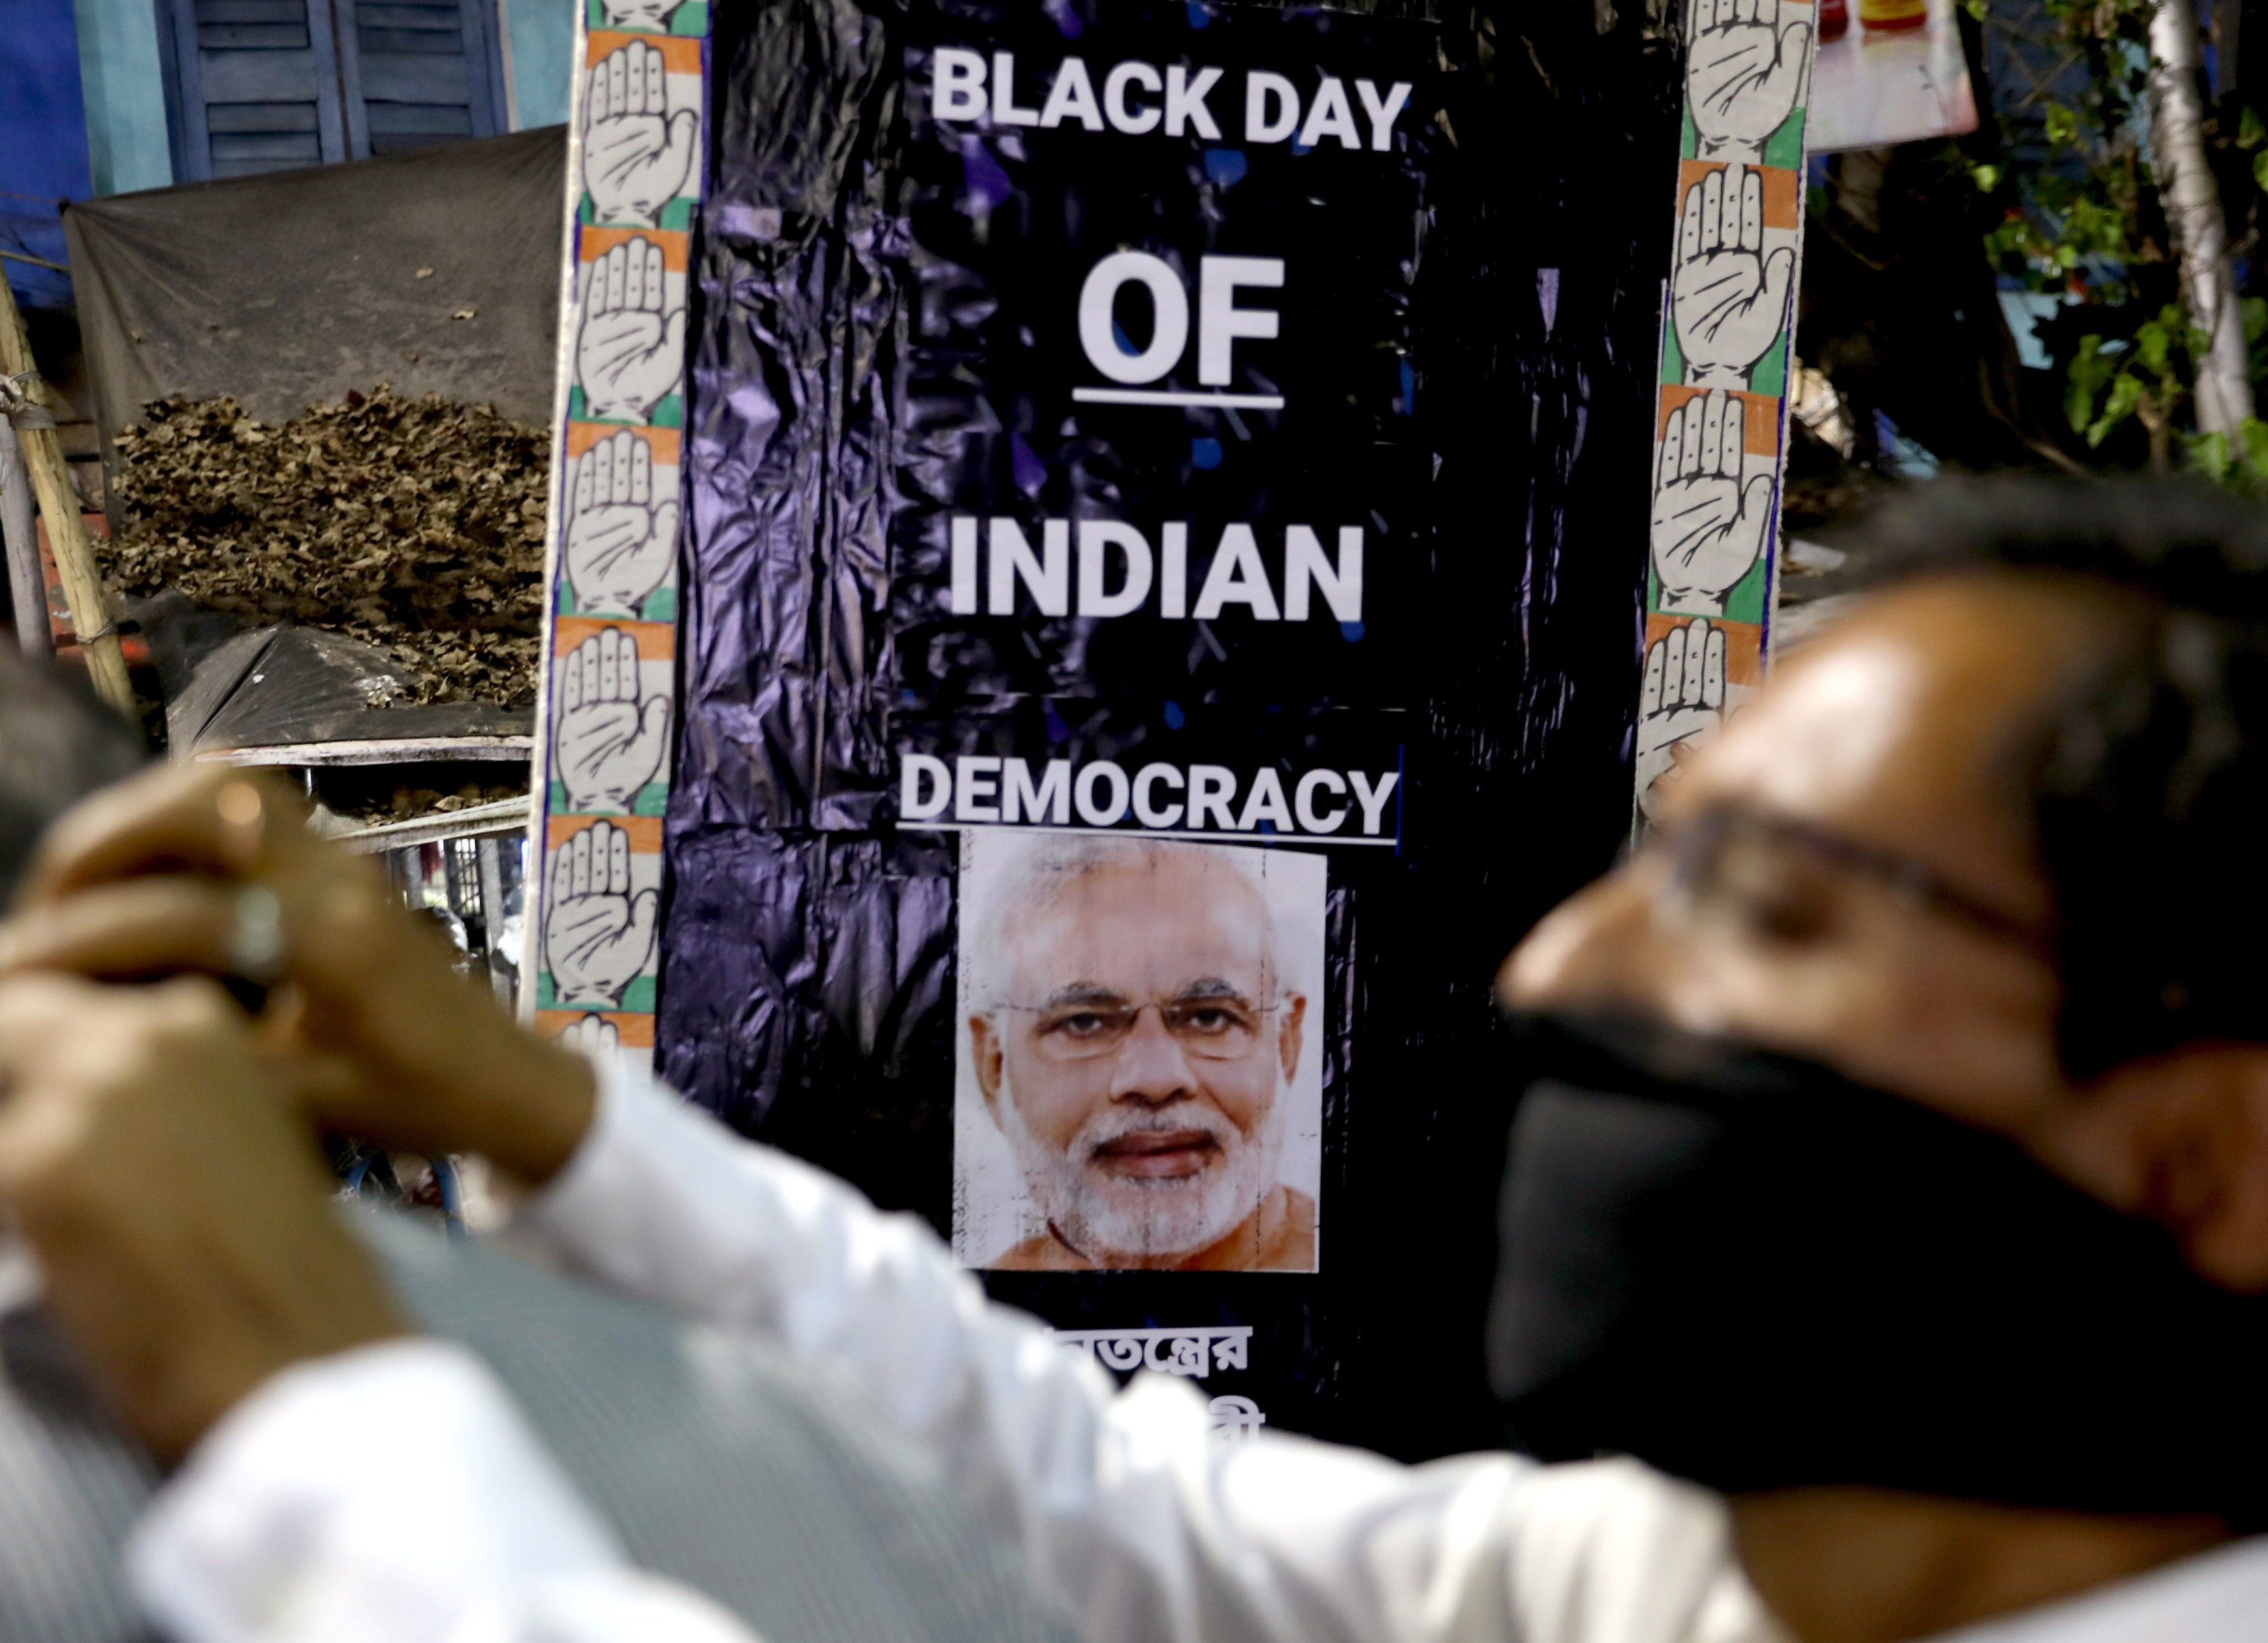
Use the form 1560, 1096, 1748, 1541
132, 1338, 754, 1643
134, 1063, 2268, 1643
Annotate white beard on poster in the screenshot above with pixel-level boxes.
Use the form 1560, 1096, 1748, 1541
994, 1061, 1292, 1264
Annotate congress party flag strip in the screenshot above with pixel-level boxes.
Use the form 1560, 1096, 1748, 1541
1637, 0, 1818, 830
524, 0, 709, 1070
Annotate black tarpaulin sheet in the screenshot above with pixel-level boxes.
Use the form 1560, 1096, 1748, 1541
64, 128, 568, 444
661, 0, 1680, 1461
162, 621, 532, 755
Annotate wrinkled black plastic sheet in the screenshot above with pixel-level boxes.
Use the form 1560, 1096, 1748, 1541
661, 0, 1682, 1460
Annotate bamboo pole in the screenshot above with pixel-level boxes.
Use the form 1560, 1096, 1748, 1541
0, 403, 44, 656
0, 272, 133, 713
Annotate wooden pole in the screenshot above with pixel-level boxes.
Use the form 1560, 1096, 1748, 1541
0, 271, 134, 713
0, 409, 45, 657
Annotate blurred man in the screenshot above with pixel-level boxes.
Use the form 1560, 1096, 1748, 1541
966, 836, 1314, 1271
21, 478, 2268, 1642
0, 651, 1065, 1643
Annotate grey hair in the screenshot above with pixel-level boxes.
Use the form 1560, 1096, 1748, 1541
965, 833, 1282, 1014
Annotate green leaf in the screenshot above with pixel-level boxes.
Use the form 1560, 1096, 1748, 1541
2244, 296, 2268, 345
2088, 371, 2147, 446
2135, 317, 2172, 375
2186, 420, 2268, 493
1972, 163, 2003, 192
2066, 336, 2111, 433
2193, 428, 2233, 479
2243, 106, 2267, 149
2254, 147, 2268, 195
2043, 104, 2082, 148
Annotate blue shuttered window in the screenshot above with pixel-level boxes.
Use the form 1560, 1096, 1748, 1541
159, 0, 505, 180
351, 2, 480, 155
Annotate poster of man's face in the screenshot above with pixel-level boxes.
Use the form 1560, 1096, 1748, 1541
954, 832, 1326, 1274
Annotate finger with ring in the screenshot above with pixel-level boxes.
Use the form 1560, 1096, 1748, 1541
226, 886, 287, 984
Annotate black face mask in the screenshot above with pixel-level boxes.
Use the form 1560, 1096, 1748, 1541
1490, 1016, 2268, 1526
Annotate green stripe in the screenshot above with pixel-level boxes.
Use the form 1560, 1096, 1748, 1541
537, 972, 658, 1012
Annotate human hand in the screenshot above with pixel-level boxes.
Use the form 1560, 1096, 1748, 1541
1687, 0, 1811, 163
1673, 165, 1795, 387
1651, 391, 1772, 616
544, 820, 657, 1009
599, 0, 680, 29
584, 39, 697, 228
556, 626, 671, 813
1636, 618, 1725, 823
0, 766, 597, 1187
567, 429, 678, 614
576, 238, 685, 424
0, 973, 407, 1460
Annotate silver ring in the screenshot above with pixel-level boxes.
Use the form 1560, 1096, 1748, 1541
226, 884, 287, 984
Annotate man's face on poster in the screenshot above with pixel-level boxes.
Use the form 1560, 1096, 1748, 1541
970, 849, 1307, 1266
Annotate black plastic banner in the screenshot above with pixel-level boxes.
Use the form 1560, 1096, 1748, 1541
665, 0, 1680, 1459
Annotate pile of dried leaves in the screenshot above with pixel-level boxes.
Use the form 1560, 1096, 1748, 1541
106, 388, 546, 705
361, 781, 528, 823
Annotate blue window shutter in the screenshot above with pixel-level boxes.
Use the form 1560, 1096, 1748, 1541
159, 0, 502, 178
339, 1, 503, 157
163, 0, 349, 179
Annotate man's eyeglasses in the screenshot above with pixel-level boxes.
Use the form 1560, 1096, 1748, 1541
1651, 806, 2058, 958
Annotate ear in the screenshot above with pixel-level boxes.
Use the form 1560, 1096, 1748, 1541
1278, 992, 1306, 1085
969, 1013, 1006, 1117
2050, 1044, 2268, 1293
